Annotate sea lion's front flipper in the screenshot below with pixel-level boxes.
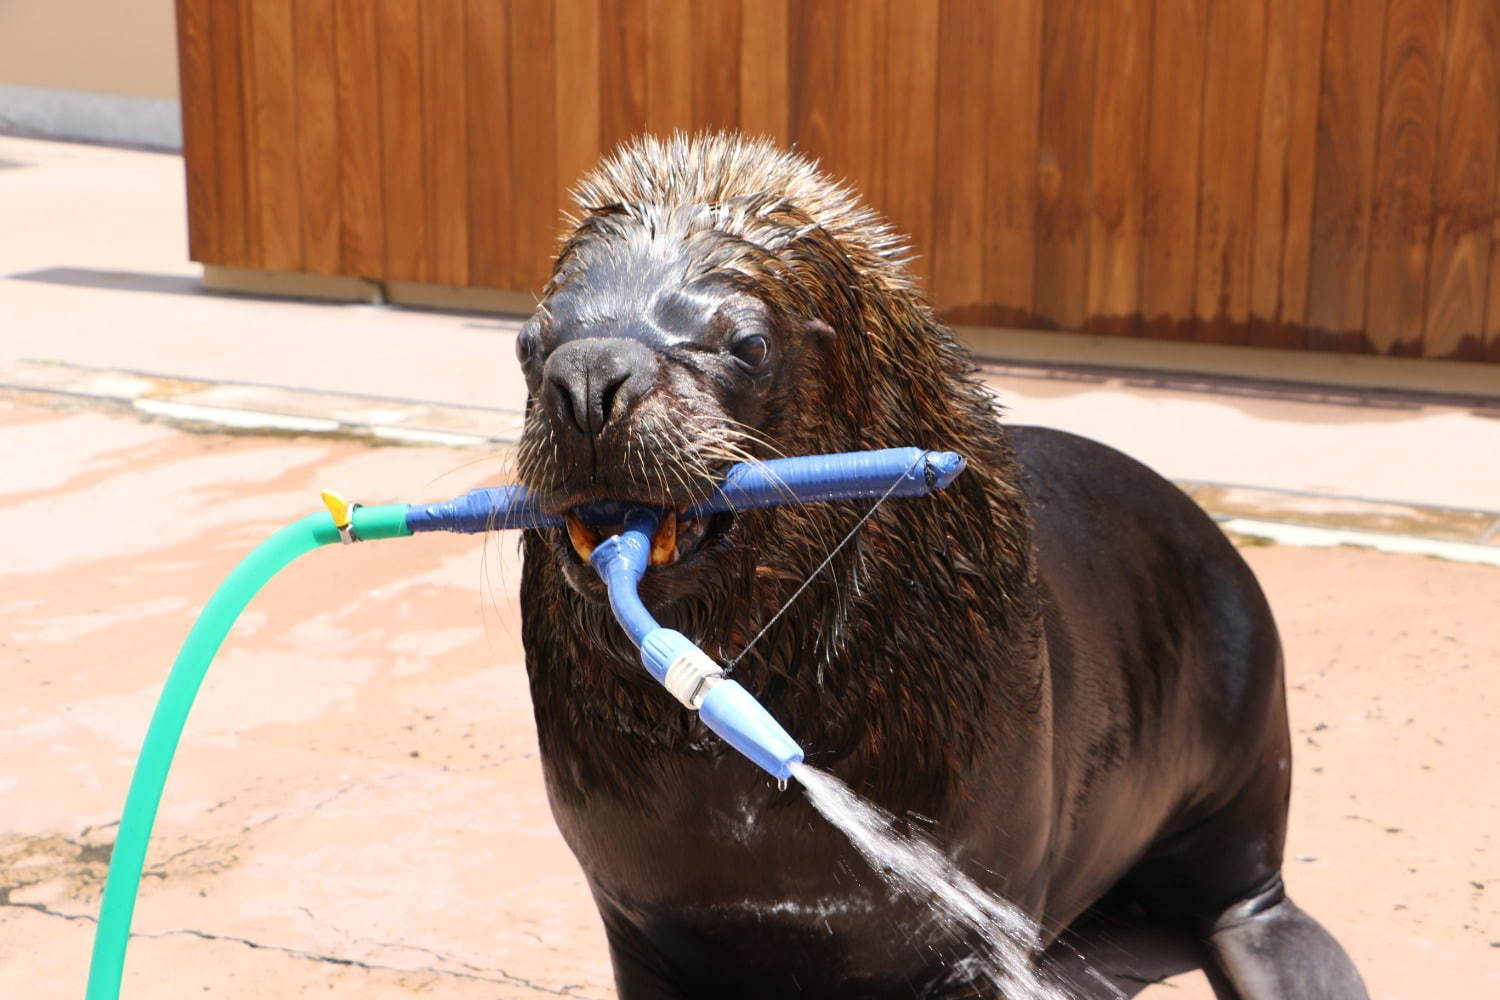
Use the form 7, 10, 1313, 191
1207, 880, 1368, 1000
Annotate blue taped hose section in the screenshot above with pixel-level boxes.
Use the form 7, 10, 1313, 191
405, 484, 561, 533
404, 447, 969, 781
589, 508, 661, 647
587, 507, 805, 779
405, 449, 966, 535
682, 447, 965, 519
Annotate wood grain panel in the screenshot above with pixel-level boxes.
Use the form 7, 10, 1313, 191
1250, 0, 1327, 347
465, 0, 515, 288
881, 0, 939, 290
509, 0, 559, 290
555, 0, 602, 208
1490, 168, 1500, 360
930, 0, 993, 321
295, 0, 341, 275
1306, 0, 1388, 349
830, 0, 886, 206
644, 0, 692, 136
1364, 0, 1446, 356
977, 0, 1042, 325
738, 0, 789, 143
376, 0, 426, 281
1141, 0, 1207, 335
245, 0, 302, 271
421, 0, 469, 286
789, 0, 838, 159
334, 0, 384, 277
175, 0, 218, 262
1033, 0, 1098, 331
599, 0, 647, 153
1195, 0, 1267, 345
206, 0, 250, 267
1424, 0, 1500, 360
1084, 0, 1150, 336
692, 0, 741, 132
174, 0, 1500, 363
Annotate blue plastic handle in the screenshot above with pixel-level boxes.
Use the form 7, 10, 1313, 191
405, 448, 965, 534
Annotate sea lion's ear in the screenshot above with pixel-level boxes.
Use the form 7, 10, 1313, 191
804, 317, 836, 345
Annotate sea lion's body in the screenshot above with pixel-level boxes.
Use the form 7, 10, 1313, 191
514, 134, 1365, 998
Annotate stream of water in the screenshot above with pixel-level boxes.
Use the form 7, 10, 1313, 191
791, 763, 1100, 1000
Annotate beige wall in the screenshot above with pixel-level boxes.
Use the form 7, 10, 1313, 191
0, 0, 178, 99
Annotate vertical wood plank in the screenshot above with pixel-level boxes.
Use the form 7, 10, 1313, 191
236, 0, 261, 265
1423, 0, 1500, 360
208, 0, 250, 267
556, 0, 602, 204
245, 0, 302, 271
1306, 0, 1388, 349
1084, 0, 1150, 335
1140, 0, 1207, 336
739, 0, 789, 143
692, 0, 741, 132
930, 0, 992, 321
789, 0, 838, 158
1033, 0, 1098, 331
335, 0, 384, 276
295, 0, 342, 275
175, 0, 219, 263
644, 0, 693, 136
1249, 0, 1327, 347
376, 0, 426, 281
1364, 0, 1447, 356
882, 0, 940, 291
465, 0, 515, 287
831, 0, 886, 202
1194, 0, 1267, 344
421, 0, 469, 286
1489, 162, 1500, 359
978, 0, 1042, 324
510, 0, 559, 290
599, 0, 647, 153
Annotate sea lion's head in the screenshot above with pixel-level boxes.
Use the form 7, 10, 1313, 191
515, 135, 1031, 797
515, 133, 948, 611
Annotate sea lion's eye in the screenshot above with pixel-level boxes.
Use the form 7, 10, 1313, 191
731, 334, 770, 370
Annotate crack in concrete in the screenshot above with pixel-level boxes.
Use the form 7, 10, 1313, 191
0, 898, 98, 922
0, 901, 598, 998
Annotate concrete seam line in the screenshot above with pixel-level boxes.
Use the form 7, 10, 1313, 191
1218, 518, 1500, 568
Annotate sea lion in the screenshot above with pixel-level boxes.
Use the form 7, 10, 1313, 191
512, 132, 1367, 999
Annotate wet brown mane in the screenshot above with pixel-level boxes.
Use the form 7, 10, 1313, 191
521, 133, 1040, 814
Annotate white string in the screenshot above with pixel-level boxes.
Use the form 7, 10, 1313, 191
725, 452, 924, 673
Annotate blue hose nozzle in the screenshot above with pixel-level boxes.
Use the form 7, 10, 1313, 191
561, 448, 965, 781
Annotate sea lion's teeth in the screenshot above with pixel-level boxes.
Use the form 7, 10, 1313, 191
565, 513, 599, 562
650, 509, 678, 566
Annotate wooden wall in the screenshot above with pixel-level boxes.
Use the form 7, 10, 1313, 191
176, 0, 1500, 363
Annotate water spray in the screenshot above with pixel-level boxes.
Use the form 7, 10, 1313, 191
84, 447, 966, 999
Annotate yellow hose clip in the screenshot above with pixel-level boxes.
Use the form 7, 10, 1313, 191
319, 489, 359, 544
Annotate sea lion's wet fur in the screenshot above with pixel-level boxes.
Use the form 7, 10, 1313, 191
518, 134, 1037, 816
514, 134, 1367, 998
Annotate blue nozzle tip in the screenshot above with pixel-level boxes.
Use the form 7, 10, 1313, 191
697, 679, 804, 781
925, 451, 967, 489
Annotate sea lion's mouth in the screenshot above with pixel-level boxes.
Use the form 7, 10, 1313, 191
562, 508, 736, 567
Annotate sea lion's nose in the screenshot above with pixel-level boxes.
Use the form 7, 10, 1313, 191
542, 337, 657, 437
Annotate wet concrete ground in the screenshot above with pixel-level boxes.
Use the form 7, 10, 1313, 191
3, 397, 1496, 999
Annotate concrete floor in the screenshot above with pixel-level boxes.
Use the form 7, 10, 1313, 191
3, 400, 1497, 999
2, 134, 1498, 998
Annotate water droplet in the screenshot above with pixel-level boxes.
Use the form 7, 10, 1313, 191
777, 777, 788, 792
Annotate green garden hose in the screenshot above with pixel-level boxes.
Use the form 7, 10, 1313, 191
85, 503, 409, 1000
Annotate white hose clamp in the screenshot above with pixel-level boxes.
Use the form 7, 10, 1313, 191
663, 647, 725, 710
